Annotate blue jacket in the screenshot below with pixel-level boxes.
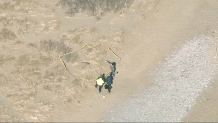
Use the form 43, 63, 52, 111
107, 75, 113, 85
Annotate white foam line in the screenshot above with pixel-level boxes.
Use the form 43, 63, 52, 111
104, 35, 217, 122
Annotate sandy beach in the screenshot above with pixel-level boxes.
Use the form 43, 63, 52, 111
0, 0, 218, 122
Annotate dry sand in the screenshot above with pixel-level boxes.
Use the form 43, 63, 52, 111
0, 0, 218, 122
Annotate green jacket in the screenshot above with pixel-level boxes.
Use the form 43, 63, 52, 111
96, 76, 106, 86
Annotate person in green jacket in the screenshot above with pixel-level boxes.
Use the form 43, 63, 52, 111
95, 74, 106, 93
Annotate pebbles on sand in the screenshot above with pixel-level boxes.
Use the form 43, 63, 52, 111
104, 35, 217, 122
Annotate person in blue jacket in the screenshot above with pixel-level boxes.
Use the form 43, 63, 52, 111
105, 72, 113, 93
